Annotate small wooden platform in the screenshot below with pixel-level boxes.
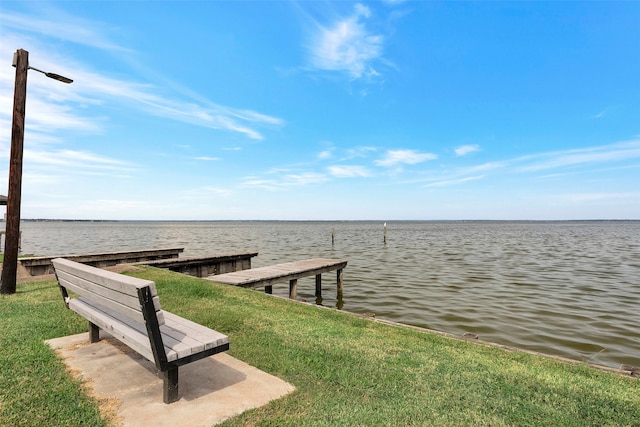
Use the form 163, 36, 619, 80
19, 248, 185, 276
207, 258, 347, 300
140, 252, 258, 278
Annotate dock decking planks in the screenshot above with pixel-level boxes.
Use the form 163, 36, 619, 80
206, 258, 347, 299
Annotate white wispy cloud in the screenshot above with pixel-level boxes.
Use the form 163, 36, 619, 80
455, 144, 480, 156
308, 3, 384, 79
593, 108, 608, 119
424, 175, 485, 188
0, 9, 131, 52
0, 9, 283, 143
516, 139, 640, 172
286, 172, 329, 185
461, 162, 505, 173
192, 156, 220, 161
401, 139, 639, 188
26, 149, 134, 172
23, 97, 103, 135
76, 69, 282, 140
560, 192, 640, 202
328, 165, 372, 178
243, 172, 329, 190
343, 146, 377, 160
181, 186, 231, 199
375, 149, 437, 167
318, 149, 333, 160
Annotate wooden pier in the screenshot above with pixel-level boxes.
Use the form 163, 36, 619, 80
140, 252, 258, 277
208, 258, 347, 300
18, 248, 185, 276
15, 248, 259, 282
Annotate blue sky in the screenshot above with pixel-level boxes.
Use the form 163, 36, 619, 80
0, 1, 638, 220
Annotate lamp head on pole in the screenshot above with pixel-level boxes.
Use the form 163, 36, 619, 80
35, 70, 73, 84
12, 51, 73, 84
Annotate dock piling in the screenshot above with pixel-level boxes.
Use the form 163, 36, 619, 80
315, 274, 322, 297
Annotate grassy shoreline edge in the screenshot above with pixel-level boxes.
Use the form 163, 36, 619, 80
1, 267, 638, 426
282, 291, 637, 378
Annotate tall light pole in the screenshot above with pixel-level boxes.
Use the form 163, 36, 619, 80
0, 49, 73, 294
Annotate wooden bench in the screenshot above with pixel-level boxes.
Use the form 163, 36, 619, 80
52, 258, 230, 404
209, 258, 347, 300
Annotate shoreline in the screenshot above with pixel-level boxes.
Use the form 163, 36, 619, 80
10, 261, 638, 378
2, 269, 638, 426
13, 221, 640, 370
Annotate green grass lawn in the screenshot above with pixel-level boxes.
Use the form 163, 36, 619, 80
1, 267, 638, 426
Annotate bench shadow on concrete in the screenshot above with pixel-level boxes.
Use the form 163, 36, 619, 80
46, 332, 295, 427
105, 335, 248, 402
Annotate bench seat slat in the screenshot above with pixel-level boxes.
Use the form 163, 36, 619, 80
159, 324, 207, 358
162, 312, 229, 351
69, 297, 228, 363
69, 298, 156, 362
161, 312, 230, 357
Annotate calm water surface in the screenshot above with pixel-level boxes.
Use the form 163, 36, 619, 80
19, 220, 640, 369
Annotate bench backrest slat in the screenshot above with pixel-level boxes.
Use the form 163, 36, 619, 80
52, 258, 165, 326
68, 298, 156, 362
55, 269, 163, 321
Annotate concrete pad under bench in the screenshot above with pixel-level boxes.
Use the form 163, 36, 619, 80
46, 333, 295, 427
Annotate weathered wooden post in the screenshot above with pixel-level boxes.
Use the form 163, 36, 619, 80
289, 279, 298, 299
331, 227, 335, 246
383, 222, 387, 244
1, 49, 72, 295
1, 49, 28, 295
336, 268, 344, 299
315, 273, 322, 298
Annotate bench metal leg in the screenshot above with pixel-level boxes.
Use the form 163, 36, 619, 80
163, 367, 179, 404
89, 322, 100, 343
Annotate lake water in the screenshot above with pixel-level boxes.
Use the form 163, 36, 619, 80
17, 220, 640, 369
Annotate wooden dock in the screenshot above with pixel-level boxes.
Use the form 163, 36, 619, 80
140, 252, 258, 277
18, 248, 185, 276
207, 258, 347, 300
